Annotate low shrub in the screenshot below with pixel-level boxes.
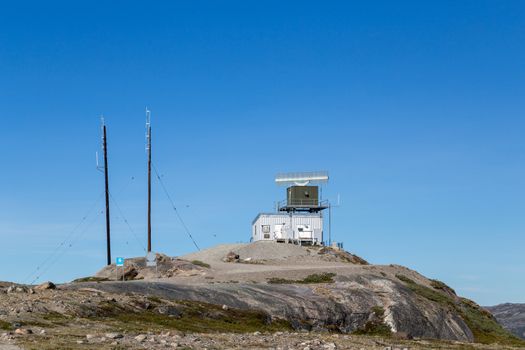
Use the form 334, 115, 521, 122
0, 320, 11, 330
267, 273, 336, 284
353, 306, 391, 336
72, 276, 110, 283
430, 279, 457, 296
395, 274, 454, 307
191, 260, 211, 269
91, 299, 292, 334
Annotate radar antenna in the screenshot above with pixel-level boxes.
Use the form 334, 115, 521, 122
275, 171, 329, 186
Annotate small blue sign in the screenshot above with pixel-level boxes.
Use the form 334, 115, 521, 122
116, 257, 125, 267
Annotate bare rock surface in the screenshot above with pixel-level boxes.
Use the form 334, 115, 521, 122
66, 276, 473, 341
34, 282, 55, 291
94, 253, 206, 281
63, 243, 487, 342
0, 242, 521, 349
487, 303, 525, 339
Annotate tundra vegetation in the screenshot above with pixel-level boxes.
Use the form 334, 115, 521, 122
267, 273, 336, 284
2, 242, 523, 349
395, 274, 523, 346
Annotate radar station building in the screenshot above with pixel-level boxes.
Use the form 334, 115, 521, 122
251, 172, 329, 245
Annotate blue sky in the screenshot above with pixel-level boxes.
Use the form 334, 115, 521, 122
0, 1, 524, 306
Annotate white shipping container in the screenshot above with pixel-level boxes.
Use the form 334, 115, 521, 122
251, 213, 323, 244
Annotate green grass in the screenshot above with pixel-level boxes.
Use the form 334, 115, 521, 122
301, 273, 336, 283
430, 279, 457, 295
266, 278, 294, 284
0, 320, 11, 330
147, 296, 163, 304
395, 274, 524, 346
23, 312, 71, 328
371, 306, 385, 317
191, 260, 211, 269
458, 297, 523, 346
430, 279, 449, 290
90, 299, 292, 334
353, 306, 392, 336
9, 312, 71, 330
41, 312, 71, 322
353, 322, 392, 336
267, 273, 336, 284
395, 274, 454, 307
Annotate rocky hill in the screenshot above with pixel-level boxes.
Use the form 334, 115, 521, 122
486, 303, 525, 339
0, 241, 523, 349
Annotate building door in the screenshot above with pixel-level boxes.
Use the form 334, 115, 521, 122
274, 224, 285, 239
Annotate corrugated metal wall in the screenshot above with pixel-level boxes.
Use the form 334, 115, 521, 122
252, 213, 323, 243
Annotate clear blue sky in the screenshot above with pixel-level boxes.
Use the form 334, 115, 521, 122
0, 1, 523, 306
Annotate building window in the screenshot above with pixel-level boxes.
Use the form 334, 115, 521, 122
262, 225, 270, 234
264, 234, 270, 239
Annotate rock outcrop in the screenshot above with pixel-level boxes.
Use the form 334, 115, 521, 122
31, 241, 518, 346
94, 254, 206, 281
487, 303, 525, 339
66, 273, 473, 341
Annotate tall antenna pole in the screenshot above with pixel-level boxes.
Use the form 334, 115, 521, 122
146, 109, 152, 252
102, 117, 112, 265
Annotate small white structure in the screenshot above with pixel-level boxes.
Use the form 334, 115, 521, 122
252, 212, 323, 244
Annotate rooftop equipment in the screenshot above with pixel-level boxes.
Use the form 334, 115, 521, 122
251, 171, 330, 245
276, 171, 329, 213
275, 171, 329, 186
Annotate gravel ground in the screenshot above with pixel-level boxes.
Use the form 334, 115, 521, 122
182, 241, 341, 264
0, 345, 22, 350
181, 243, 248, 263
5, 329, 525, 350
234, 241, 317, 261
178, 242, 414, 286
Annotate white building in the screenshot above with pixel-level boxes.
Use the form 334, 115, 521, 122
251, 171, 329, 245
251, 212, 323, 244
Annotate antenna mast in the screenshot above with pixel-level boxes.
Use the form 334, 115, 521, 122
101, 116, 112, 265
146, 108, 152, 252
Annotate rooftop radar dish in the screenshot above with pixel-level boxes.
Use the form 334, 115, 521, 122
275, 171, 329, 186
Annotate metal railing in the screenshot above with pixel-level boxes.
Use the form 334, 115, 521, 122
277, 199, 329, 210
